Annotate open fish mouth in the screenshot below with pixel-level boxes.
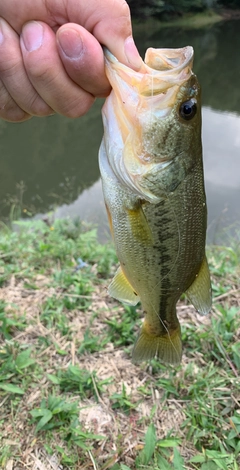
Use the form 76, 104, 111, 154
144, 47, 193, 73
104, 46, 194, 96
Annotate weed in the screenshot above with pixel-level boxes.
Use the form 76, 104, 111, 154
111, 425, 184, 470
40, 296, 71, 336
48, 364, 112, 401
78, 328, 108, 354
0, 445, 13, 467
0, 344, 37, 405
65, 419, 104, 451
0, 301, 27, 340
135, 423, 157, 466
30, 395, 105, 460
106, 304, 141, 347
189, 448, 239, 470
30, 395, 79, 433
110, 383, 138, 414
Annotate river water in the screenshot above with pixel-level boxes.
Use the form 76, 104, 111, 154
0, 19, 240, 244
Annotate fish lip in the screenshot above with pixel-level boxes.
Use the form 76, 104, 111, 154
144, 46, 194, 75
103, 46, 194, 96
104, 46, 193, 77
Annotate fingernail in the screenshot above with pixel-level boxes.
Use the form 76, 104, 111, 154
58, 29, 83, 59
22, 21, 43, 52
124, 36, 142, 70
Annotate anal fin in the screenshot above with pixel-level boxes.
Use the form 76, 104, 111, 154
185, 254, 212, 315
108, 266, 140, 306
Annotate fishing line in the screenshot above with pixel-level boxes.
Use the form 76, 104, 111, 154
147, 299, 181, 363
149, 189, 181, 296
149, 67, 154, 132
140, 251, 181, 362
137, 68, 182, 362
143, 191, 182, 362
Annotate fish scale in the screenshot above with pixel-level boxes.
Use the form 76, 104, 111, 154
99, 46, 212, 364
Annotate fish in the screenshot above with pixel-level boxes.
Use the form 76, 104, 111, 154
99, 46, 212, 364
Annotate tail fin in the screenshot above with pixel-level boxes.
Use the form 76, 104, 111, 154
132, 321, 182, 364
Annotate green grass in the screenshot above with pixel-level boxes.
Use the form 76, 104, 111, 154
0, 218, 239, 469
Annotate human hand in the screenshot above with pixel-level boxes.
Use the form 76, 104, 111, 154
0, 0, 141, 122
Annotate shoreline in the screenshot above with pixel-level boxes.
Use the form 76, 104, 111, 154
132, 9, 240, 32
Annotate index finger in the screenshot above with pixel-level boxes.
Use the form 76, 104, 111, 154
79, 0, 142, 69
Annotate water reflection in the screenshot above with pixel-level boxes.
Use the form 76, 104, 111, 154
134, 19, 240, 114
0, 100, 103, 218
0, 19, 240, 243
40, 106, 240, 243
202, 107, 240, 243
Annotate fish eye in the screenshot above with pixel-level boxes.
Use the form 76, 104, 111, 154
180, 99, 197, 120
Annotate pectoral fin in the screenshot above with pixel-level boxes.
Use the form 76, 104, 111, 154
126, 202, 153, 245
108, 266, 140, 306
185, 255, 212, 315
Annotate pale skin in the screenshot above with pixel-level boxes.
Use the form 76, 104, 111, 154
0, 0, 142, 122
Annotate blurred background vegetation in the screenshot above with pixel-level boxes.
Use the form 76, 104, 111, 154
127, 0, 240, 20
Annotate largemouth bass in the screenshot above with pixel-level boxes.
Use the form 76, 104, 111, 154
99, 46, 212, 364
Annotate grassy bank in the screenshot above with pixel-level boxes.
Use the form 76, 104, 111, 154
0, 219, 239, 470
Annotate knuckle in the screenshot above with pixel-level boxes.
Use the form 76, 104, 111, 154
27, 93, 53, 117
25, 62, 54, 84
0, 80, 29, 122
23, 49, 60, 86
0, 62, 16, 78
117, 0, 130, 17
105, 1, 131, 37
61, 96, 95, 118
0, 53, 19, 78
